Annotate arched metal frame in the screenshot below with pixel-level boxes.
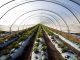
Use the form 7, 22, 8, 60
19, 15, 57, 31
0, 0, 80, 25
55, 0, 80, 23
18, 13, 61, 32
10, 9, 69, 33
37, 13, 62, 31
0, 0, 15, 8
70, 0, 80, 6
21, 16, 56, 32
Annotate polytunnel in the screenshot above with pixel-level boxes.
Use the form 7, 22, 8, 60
0, 0, 80, 60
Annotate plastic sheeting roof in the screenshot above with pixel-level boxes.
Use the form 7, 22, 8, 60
0, 0, 80, 33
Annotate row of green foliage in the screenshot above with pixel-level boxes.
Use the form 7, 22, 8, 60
58, 43, 68, 53
42, 25, 54, 36
33, 25, 47, 60
36, 24, 43, 38
0, 25, 39, 56
0, 25, 38, 43
0, 32, 18, 43
42, 25, 69, 53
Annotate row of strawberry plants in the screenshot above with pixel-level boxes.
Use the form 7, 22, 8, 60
0, 25, 38, 57
8, 25, 39, 59
0, 25, 39, 48
48, 26, 80, 44
31, 25, 48, 60
0, 25, 37, 44
43, 26, 80, 60
43, 25, 80, 52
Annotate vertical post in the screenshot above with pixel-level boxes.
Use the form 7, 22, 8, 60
10, 25, 12, 34
18, 26, 19, 32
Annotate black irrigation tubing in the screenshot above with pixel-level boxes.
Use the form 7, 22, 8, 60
0, 0, 80, 25
17, 14, 59, 32
10, 9, 69, 33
